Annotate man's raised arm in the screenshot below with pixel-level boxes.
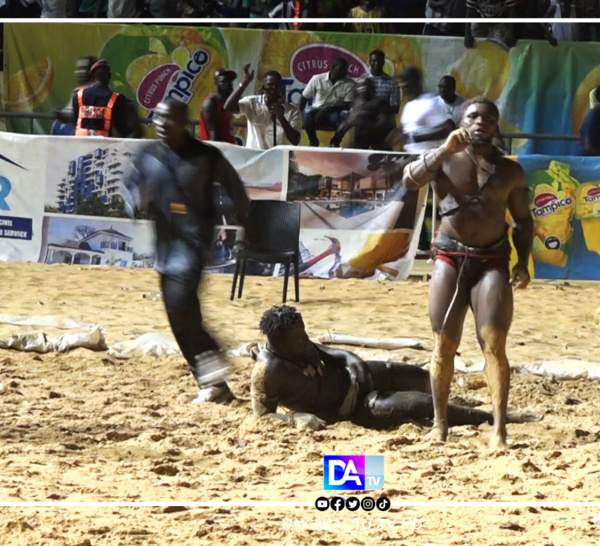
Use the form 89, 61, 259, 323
402, 127, 472, 190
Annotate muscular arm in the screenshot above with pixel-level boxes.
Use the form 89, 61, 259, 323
250, 361, 325, 430
201, 97, 219, 141
402, 144, 452, 190
507, 165, 534, 267
315, 344, 372, 389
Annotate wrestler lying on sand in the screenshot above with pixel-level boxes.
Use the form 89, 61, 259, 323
402, 97, 534, 450
250, 305, 540, 432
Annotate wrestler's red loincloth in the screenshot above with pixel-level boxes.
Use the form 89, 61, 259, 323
431, 247, 508, 272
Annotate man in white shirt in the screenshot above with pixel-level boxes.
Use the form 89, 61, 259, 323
435, 75, 465, 127
398, 67, 453, 154
225, 64, 302, 150
298, 58, 356, 147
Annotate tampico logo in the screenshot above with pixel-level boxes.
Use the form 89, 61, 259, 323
136, 48, 211, 110
584, 187, 600, 202
531, 192, 573, 218
324, 455, 384, 491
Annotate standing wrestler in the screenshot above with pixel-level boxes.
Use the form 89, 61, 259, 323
250, 305, 540, 431
402, 97, 533, 450
124, 98, 250, 403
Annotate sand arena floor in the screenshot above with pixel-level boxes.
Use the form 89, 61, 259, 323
1, 262, 600, 545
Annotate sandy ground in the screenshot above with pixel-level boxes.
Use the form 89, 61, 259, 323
1, 262, 600, 545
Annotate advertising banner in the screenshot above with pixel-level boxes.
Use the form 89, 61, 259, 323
4, 23, 598, 155
0, 134, 427, 281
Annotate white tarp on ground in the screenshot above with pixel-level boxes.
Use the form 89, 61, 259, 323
0, 325, 106, 353
1, 317, 600, 382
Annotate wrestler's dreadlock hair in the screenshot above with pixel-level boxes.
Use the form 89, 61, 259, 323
259, 305, 303, 338
460, 96, 508, 154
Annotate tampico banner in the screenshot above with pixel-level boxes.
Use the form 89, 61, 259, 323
4, 23, 600, 155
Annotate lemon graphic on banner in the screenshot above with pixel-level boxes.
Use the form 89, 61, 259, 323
258, 31, 321, 81
450, 41, 509, 102
371, 37, 420, 78
4, 57, 54, 112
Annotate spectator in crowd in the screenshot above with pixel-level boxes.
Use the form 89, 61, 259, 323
298, 57, 356, 147
435, 75, 465, 127
243, 0, 271, 19
41, 0, 66, 16
361, 49, 400, 115
347, 0, 389, 34
224, 64, 302, 150
268, 0, 308, 29
514, 0, 559, 45
578, 104, 600, 156
148, 0, 179, 16
423, 0, 466, 37
398, 67, 453, 153
465, 0, 519, 48
548, 0, 600, 42
199, 68, 239, 144
108, 0, 139, 17
78, 0, 108, 16
330, 77, 396, 151
71, 59, 130, 138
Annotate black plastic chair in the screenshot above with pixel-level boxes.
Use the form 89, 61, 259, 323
230, 200, 301, 304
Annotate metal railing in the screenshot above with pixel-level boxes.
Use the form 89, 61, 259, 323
0, 111, 581, 151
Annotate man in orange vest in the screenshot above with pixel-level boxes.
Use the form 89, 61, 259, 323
71, 59, 129, 137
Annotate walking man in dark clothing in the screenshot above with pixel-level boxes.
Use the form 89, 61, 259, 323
124, 98, 250, 403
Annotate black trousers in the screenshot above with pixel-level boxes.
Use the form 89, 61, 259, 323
352, 361, 494, 427
160, 273, 219, 386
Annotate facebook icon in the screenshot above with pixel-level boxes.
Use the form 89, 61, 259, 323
323, 455, 384, 491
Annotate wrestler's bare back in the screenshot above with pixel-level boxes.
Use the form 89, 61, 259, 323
433, 151, 527, 247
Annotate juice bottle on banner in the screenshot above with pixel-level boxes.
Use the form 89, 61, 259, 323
528, 160, 578, 268
576, 181, 600, 254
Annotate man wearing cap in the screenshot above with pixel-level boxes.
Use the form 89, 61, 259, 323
71, 59, 129, 138
199, 68, 239, 144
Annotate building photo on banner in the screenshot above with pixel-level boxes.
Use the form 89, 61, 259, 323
3, 130, 600, 280
5, 17, 600, 546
